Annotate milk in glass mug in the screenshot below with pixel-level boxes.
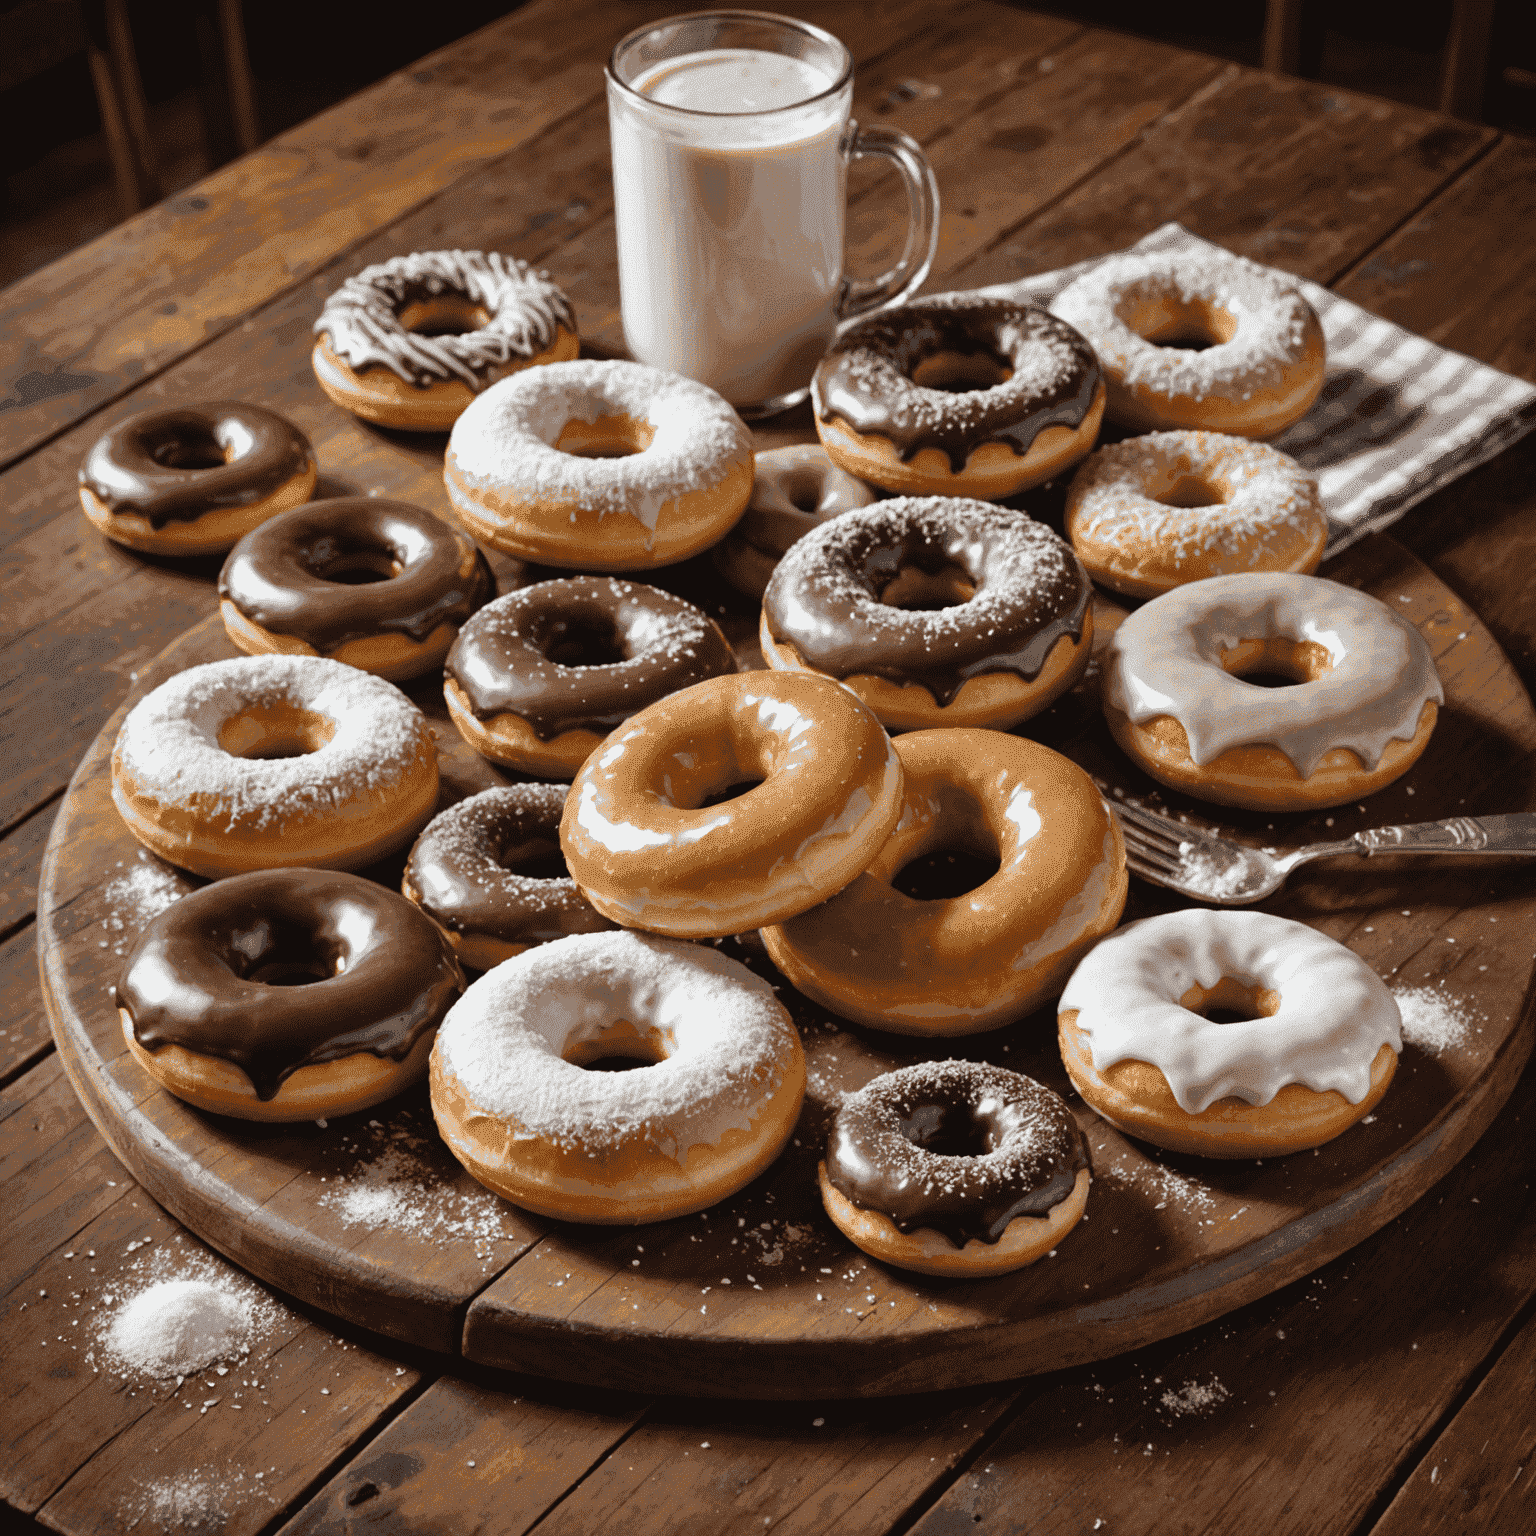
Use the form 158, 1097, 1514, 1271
606, 10, 939, 416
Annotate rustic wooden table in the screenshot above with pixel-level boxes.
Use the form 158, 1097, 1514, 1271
4, 2, 1535, 1531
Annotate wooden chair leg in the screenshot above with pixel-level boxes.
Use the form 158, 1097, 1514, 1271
192, 0, 261, 165
82, 0, 159, 217
1262, 0, 1306, 75
1440, 0, 1497, 119
218, 0, 260, 154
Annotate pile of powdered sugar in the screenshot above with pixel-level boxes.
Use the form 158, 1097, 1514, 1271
99, 850, 194, 955
1392, 984, 1477, 1055
1159, 1376, 1231, 1417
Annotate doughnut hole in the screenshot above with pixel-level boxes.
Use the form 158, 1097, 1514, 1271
1178, 976, 1281, 1026
899, 1097, 1003, 1159
150, 422, 230, 470
498, 834, 569, 882
396, 294, 492, 336
561, 1018, 668, 1072
1220, 636, 1333, 690
910, 349, 1015, 393
218, 703, 337, 760
1122, 292, 1239, 351
528, 610, 628, 668
779, 467, 832, 513
555, 413, 654, 460
879, 560, 977, 610
871, 778, 1002, 901
1155, 473, 1227, 509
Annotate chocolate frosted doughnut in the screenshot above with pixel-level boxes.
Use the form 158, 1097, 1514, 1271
813, 296, 1105, 499
819, 1061, 1091, 1276
218, 497, 495, 681
761, 497, 1093, 731
445, 576, 738, 778
404, 784, 617, 970
79, 402, 317, 556
115, 868, 465, 1121
312, 249, 579, 431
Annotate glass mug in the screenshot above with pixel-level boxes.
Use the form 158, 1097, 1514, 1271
606, 9, 939, 417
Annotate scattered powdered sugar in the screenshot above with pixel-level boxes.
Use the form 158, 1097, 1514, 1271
121, 1466, 277, 1532
446, 359, 752, 531
113, 654, 430, 834
1393, 984, 1477, 1055
1099, 1156, 1217, 1217
1174, 840, 1252, 901
1053, 248, 1318, 402
1159, 1376, 1231, 1417
99, 849, 197, 955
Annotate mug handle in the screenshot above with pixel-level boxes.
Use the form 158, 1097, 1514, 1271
838, 122, 940, 321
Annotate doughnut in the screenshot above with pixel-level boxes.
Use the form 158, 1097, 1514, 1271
1103, 572, 1443, 811
712, 445, 877, 600
761, 728, 1127, 1034
1051, 248, 1326, 437
311, 250, 578, 431
760, 497, 1093, 732
1065, 431, 1327, 598
812, 295, 1105, 498
819, 1061, 1091, 1276
79, 402, 317, 556
1058, 909, 1401, 1158
443, 360, 754, 569
218, 496, 495, 681
115, 869, 464, 1122
430, 930, 805, 1222
111, 654, 439, 878
444, 577, 738, 779
561, 670, 902, 939
403, 784, 617, 970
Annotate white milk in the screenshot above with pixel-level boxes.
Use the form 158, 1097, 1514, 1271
609, 48, 849, 407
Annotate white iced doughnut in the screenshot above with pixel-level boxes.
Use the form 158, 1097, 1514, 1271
1103, 572, 1443, 811
1058, 909, 1401, 1157
429, 931, 806, 1222
443, 359, 754, 569
1065, 430, 1327, 597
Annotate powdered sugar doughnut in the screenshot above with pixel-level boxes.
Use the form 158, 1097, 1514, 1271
1058, 909, 1401, 1157
1052, 250, 1326, 437
111, 654, 438, 877
443, 360, 754, 569
1065, 431, 1327, 597
429, 931, 805, 1222
712, 445, 876, 600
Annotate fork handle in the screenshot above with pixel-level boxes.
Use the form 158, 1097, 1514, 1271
1354, 814, 1536, 856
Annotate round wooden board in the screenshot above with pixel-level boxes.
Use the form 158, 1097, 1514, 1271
39, 534, 1536, 1399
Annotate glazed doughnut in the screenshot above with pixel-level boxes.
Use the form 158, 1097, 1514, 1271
1103, 572, 1443, 811
312, 250, 578, 431
1051, 248, 1326, 437
115, 869, 464, 1122
1065, 431, 1327, 598
218, 497, 495, 681
403, 784, 617, 970
430, 930, 805, 1222
79, 402, 317, 556
443, 360, 754, 569
111, 654, 439, 878
819, 1061, 1091, 1277
443, 577, 738, 779
812, 295, 1105, 498
712, 445, 876, 600
561, 670, 902, 938
1058, 909, 1401, 1158
761, 729, 1126, 1034
760, 497, 1093, 732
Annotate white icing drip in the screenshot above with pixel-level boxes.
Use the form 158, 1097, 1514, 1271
1103, 572, 1443, 777
1067, 431, 1323, 575
1060, 910, 1401, 1112
435, 931, 799, 1159
445, 360, 753, 531
749, 444, 874, 521
114, 655, 430, 830
314, 249, 575, 388
1052, 249, 1317, 404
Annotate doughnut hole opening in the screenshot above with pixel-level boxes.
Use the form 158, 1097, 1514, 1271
562, 1018, 668, 1073
531, 611, 628, 668
1155, 473, 1227, 509
149, 423, 230, 470
879, 560, 976, 611
779, 468, 830, 513
396, 294, 492, 337
910, 349, 1015, 393
555, 414, 655, 460
223, 919, 344, 987
499, 835, 569, 882
1123, 293, 1238, 352
1178, 975, 1281, 1026
878, 783, 1002, 901
899, 1098, 1001, 1158
303, 535, 404, 586
1221, 636, 1333, 691
218, 703, 337, 760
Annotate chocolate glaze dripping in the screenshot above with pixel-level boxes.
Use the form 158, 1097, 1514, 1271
812, 297, 1101, 471
826, 1061, 1089, 1248
80, 403, 315, 529
763, 499, 1089, 707
446, 577, 737, 740
218, 497, 494, 652
115, 869, 465, 1100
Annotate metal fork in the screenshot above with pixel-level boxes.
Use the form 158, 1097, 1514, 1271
1108, 800, 1536, 905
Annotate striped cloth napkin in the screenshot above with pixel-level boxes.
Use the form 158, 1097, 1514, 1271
964, 222, 1536, 553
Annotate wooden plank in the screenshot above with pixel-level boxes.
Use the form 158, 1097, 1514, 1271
1369, 1308, 1536, 1535
0, 793, 56, 937
275, 1377, 646, 1536
905, 1038, 1536, 1536
0, 927, 50, 1087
